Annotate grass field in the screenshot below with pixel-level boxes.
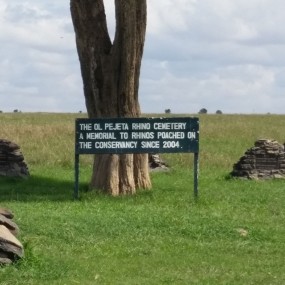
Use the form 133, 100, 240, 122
0, 113, 285, 284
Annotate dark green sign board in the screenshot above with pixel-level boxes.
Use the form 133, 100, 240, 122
75, 117, 199, 154
74, 117, 199, 199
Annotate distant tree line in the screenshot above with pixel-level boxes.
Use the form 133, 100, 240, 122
198, 108, 223, 114
162, 108, 224, 114
0, 110, 22, 113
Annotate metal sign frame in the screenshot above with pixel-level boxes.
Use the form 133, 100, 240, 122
74, 117, 199, 199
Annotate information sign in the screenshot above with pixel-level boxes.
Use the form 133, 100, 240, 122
74, 117, 199, 199
75, 117, 199, 154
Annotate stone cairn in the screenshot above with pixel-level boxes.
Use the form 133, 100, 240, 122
0, 139, 29, 178
231, 139, 285, 179
0, 208, 24, 265
149, 154, 169, 172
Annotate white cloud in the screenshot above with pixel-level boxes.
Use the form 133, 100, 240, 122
0, 0, 285, 114
0, 0, 83, 112
141, 62, 279, 114
147, 0, 197, 35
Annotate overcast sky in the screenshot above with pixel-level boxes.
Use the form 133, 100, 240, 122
1, 0, 285, 114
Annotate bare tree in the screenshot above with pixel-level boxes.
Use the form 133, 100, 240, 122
70, 0, 151, 195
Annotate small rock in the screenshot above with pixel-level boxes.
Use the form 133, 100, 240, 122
236, 228, 248, 237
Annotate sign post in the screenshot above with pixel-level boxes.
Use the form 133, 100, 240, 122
74, 117, 199, 199
194, 152, 199, 199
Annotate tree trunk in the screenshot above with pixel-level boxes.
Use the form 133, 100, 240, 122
70, 0, 151, 195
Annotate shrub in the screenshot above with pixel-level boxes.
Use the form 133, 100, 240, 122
198, 108, 207, 114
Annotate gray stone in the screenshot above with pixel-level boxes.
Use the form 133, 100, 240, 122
0, 225, 24, 264
0, 250, 13, 264
0, 258, 13, 265
0, 214, 19, 236
0, 208, 14, 219
273, 174, 284, 179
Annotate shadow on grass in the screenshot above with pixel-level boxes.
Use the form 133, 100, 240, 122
0, 175, 89, 202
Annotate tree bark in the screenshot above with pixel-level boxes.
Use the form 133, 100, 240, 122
70, 0, 151, 195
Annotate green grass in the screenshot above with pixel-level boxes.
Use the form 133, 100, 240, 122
0, 113, 285, 284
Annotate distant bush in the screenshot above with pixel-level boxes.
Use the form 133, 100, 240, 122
0, 110, 3, 113
165, 109, 171, 114
198, 108, 207, 114
13, 109, 19, 113
216, 110, 223, 114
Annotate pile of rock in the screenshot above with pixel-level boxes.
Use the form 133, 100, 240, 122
0, 208, 24, 265
149, 154, 169, 172
0, 139, 29, 178
231, 139, 285, 180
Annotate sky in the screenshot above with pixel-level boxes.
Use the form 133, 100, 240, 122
1, 0, 285, 114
